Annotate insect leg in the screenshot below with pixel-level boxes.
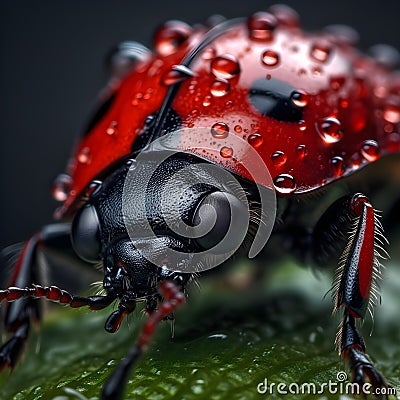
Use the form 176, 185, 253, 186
313, 193, 388, 397
101, 280, 185, 400
1, 230, 44, 370
0, 223, 101, 370
0, 283, 115, 370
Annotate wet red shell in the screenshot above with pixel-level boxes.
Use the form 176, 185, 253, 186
55, 9, 400, 218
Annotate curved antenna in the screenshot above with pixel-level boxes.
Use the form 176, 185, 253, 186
149, 17, 245, 143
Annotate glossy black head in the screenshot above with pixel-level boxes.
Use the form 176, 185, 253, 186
70, 153, 252, 303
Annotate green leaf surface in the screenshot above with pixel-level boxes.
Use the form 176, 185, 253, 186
1, 262, 399, 400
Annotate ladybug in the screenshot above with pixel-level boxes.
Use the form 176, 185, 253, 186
1, 4, 399, 399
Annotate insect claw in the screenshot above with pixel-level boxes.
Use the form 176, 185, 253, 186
104, 307, 129, 333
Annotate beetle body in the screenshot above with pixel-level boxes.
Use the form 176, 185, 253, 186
1, 5, 399, 400
56, 8, 400, 218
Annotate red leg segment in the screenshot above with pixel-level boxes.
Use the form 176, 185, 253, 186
0, 223, 113, 370
101, 280, 185, 400
0, 284, 115, 310
333, 194, 388, 398
0, 283, 115, 370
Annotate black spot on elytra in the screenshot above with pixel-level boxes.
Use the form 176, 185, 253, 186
249, 78, 303, 122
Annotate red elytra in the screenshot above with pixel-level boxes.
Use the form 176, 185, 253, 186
55, 11, 400, 218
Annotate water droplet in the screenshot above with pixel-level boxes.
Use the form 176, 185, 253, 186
361, 140, 380, 162
225, 100, 233, 109
330, 76, 346, 91
369, 43, 400, 69
312, 66, 322, 75
374, 85, 387, 98
268, 4, 299, 27
296, 144, 307, 158
298, 120, 307, 132
78, 147, 91, 164
154, 21, 192, 56
220, 146, 233, 158
202, 47, 216, 60
261, 50, 280, 67
210, 79, 230, 97
315, 117, 343, 143
206, 14, 226, 27
52, 174, 72, 202
247, 12, 277, 41
271, 151, 287, 166
298, 68, 307, 76
248, 133, 263, 148
330, 156, 345, 176
211, 122, 229, 139
107, 41, 151, 79
211, 54, 240, 79
234, 125, 242, 133
290, 90, 308, 107
340, 98, 349, 108
126, 159, 138, 170
383, 103, 400, 124
349, 152, 362, 170
324, 24, 359, 46
310, 40, 332, 63
190, 109, 199, 118
161, 65, 195, 86
106, 121, 118, 135
273, 174, 297, 194
131, 92, 143, 106
203, 96, 212, 107
385, 132, 400, 153
144, 115, 155, 127
384, 123, 394, 133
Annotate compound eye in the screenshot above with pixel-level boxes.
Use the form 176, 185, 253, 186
192, 191, 248, 252
71, 204, 102, 263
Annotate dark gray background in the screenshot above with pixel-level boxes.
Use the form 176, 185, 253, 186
1, 0, 399, 248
